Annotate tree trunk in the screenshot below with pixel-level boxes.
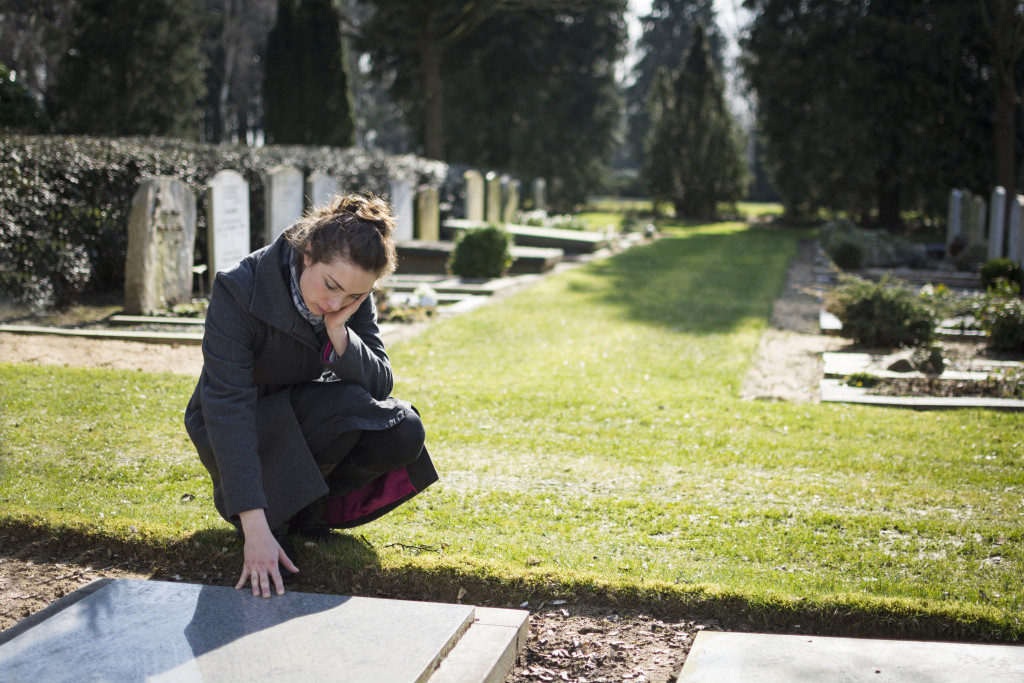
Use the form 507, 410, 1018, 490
876, 166, 902, 230
984, 0, 1020, 243
419, 35, 445, 160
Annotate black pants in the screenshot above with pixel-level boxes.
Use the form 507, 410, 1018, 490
289, 380, 426, 496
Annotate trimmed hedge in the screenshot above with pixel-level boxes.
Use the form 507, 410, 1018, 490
0, 135, 447, 310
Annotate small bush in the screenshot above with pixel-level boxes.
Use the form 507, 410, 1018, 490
825, 275, 936, 348
980, 258, 1023, 291
979, 280, 1024, 351
820, 219, 927, 270
447, 225, 513, 279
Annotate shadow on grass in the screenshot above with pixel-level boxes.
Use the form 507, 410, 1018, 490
3, 516, 1019, 644
572, 225, 799, 335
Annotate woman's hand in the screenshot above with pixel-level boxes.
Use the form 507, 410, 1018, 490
236, 508, 298, 598
324, 292, 369, 356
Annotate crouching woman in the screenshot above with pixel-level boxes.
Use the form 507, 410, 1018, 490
184, 193, 436, 598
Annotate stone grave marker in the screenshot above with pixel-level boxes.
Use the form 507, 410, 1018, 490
532, 177, 547, 211
485, 172, 502, 224
0, 579, 496, 683
265, 165, 304, 244
415, 186, 440, 241
463, 169, 485, 222
502, 179, 521, 224
947, 188, 963, 250
1008, 195, 1024, 265
389, 178, 415, 242
124, 176, 196, 315
972, 194, 987, 249
988, 186, 1008, 261
206, 170, 251, 287
306, 171, 339, 208
960, 189, 979, 247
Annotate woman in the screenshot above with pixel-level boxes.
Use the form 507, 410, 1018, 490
184, 192, 436, 599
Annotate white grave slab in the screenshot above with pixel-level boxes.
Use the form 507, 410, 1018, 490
1008, 195, 1024, 266
390, 179, 415, 242
265, 165, 304, 244
989, 186, 1007, 260
306, 171, 340, 208
946, 188, 963, 249
463, 170, 485, 222
206, 169, 251, 281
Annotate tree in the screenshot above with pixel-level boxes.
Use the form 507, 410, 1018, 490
264, 0, 355, 146
48, 0, 206, 138
0, 62, 50, 132
200, 0, 277, 144
979, 0, 1024, 233
437, 0, 627, 206
644, 23, 747, 219
624, 0, 724, 169
642, 66, 675, 213
742, 0, 1007, 227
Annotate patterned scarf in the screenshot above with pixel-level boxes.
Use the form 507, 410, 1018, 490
287, 246, 325, 331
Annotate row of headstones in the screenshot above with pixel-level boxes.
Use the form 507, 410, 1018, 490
947, 187, 1024, 264
124, 165, 545, 315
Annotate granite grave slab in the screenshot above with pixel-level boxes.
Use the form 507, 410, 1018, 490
678, 631, 1024, 682
0, 579, 483, 682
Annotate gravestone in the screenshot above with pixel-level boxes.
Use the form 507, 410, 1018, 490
389, 179, 415, 242
532, 177, 547, 212
306, 171, 339, 208
265, 165, 304, 244
485, 172, 502, 224
1008, 195, 1024, 266
463, 169, 485, 222
988, 186, 1007, 260
124, 176, 196, 315
503, 179, 521, 225
415, 186, 440, 241
206, 170, 251, 287
972, 194, 987, 249
961, 189, 979, 247
947, 188, 963, 250
0, 579, 529, 683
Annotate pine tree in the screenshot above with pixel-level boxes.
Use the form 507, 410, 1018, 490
49, 0, 206, 138
645, 23, 747, 219
264, 0, 354, 146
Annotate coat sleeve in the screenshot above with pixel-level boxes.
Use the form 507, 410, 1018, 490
324, 292, 394, 400
198, 271, 268, 518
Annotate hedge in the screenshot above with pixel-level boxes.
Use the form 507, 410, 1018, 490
0, 135, 448, 310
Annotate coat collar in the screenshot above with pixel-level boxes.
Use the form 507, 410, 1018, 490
249, 236, 319, 347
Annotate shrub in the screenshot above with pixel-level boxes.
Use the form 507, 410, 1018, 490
978, 280, 1024, 352
447, 225, 513, 279
825, 275, 936, 348
820, 218, 927, 270
980, 258, 1023, 291
0, 135, 446, 310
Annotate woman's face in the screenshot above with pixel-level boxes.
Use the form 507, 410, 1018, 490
300, 250, 377, 316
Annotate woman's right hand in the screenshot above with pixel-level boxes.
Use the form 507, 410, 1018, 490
236, 508, 298, 597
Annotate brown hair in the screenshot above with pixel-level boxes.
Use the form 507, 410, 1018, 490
284, 193, 398, 278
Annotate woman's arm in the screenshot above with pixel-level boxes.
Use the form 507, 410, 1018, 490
323, 292, 394, 399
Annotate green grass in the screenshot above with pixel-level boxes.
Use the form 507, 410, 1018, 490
2, 220, 1023, 640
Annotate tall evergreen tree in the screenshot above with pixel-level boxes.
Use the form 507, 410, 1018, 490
642, 66, 675, 213
624, 0, 724, 168
645, 23, 747, 219
264, 0, 355, 146
49, 0, 206, 138
742, 0, 1004, 226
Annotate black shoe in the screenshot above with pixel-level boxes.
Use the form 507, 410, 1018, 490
290, 498, 333, 542
272, 528, 298, 582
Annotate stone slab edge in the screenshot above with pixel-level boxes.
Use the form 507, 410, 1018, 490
0, 578, 115, 647
0, 324, 204, 345
428, 607, 529, 683
820, 378, 1024, 411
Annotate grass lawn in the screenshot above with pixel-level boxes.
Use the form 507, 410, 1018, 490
2, 220, 1022, 640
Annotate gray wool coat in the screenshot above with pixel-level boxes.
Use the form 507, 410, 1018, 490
184, 234, 437, 531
